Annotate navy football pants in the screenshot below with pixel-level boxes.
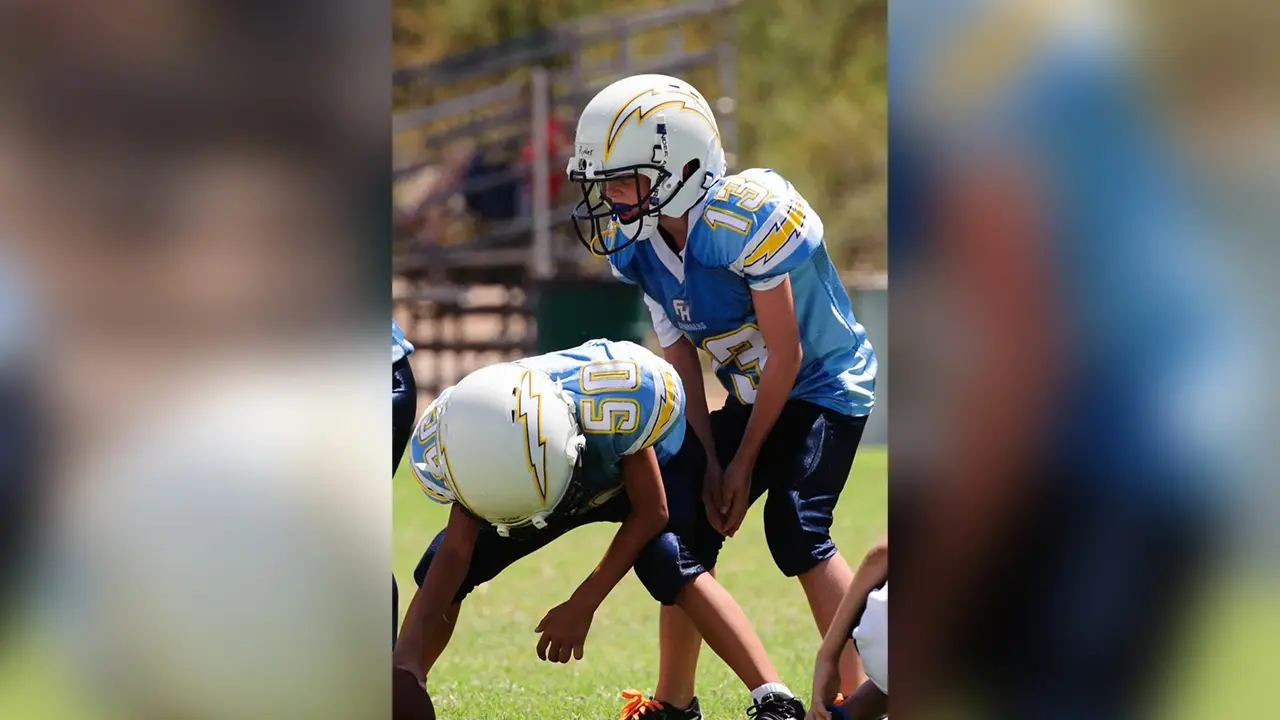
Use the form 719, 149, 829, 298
695, 398, 869, 577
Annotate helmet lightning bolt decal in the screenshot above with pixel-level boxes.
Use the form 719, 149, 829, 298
514, 370, 550, 504
605, 87, 719, 160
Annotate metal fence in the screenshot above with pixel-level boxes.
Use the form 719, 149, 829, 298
393, 0, 741, 396
391, 1, 888, 441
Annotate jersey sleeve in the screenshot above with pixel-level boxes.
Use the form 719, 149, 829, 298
699, 169, 826, 290
608, 261, 636, 285
643, 293, 682, 348
408, 388, 456, 505
576, 351, 685, 460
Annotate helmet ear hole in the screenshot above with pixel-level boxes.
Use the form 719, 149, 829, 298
682, 159, 700, 181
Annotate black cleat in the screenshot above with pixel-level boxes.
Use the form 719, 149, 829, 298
618, 689, 703, 719
747, 692, 806, 720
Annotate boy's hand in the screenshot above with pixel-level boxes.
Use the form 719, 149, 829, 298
535, 598, 594, 663
392, 666, 436, 719
702, 457, 727, 531
719, 456, 754, 536
809, 653, 841, 720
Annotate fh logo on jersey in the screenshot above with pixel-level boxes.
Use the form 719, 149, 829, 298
672, 298, 693, 323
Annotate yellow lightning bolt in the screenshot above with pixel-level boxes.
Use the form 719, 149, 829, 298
514, 370, 549, 504
743, 199, 806, 268
605, 87, 719, 161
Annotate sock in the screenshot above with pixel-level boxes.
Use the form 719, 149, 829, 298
750, 683, 794, 704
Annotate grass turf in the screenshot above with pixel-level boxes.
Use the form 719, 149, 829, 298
394, 446, 888, 719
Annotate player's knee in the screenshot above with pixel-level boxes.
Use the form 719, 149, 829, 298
634, 532, 706, 606
763, 499, 835, 577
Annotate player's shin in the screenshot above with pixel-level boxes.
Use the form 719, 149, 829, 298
655, 603, 702, 707
672, 572, 781, 697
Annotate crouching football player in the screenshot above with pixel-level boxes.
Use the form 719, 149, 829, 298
393, 339, 806, 719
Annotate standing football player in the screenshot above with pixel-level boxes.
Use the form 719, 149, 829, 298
392, 318, 418, 648
393, 339, 807, 719
565, 75, 878, 716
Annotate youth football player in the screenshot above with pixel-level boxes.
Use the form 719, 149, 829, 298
392, 339, 807, 720
392, 318, 418, 648
565, 74, 878, 715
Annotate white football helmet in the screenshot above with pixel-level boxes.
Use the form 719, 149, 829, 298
567, 74, 726, 255
434, 362, 585, 536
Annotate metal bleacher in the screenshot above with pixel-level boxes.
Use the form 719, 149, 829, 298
393, 0, 740, 397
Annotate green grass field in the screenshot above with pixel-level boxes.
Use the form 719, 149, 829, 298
394, 446, 888, 719
7, 437, 1275, 717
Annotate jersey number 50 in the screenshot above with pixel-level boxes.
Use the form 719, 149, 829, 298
702, 324, 768, 403
578, 360, 642, 434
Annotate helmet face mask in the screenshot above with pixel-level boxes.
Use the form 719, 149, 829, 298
569, 161, 675, 256
566, 74, 725, 257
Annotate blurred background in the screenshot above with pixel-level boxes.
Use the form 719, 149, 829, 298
891, 1, 1276, 718
391, 0, 888, 446
0, 1, 389, 717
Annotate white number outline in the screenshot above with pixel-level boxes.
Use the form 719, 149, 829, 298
701, 323, 769, 404
577, 360, 643, 434
701, 175, 773, 236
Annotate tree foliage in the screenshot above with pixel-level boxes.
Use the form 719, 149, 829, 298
394, 0, 885, 271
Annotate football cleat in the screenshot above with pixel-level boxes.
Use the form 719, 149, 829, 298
618, 689, 703, 719
746, 692, 806, 720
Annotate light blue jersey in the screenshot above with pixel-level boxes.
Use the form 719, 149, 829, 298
608, 168, 876, 417
409, 339, 686, 511
392, 319, 415, 365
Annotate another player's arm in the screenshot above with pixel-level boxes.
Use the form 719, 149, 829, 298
639, 291, 715, 463
393, 504, 479, 682
718, 277, 803, 535
578, 446, 670, 608
811, 536, 888, 715
662, 336, 716, 461
643, 290, 725, 517
827, 535, 888, 658
536, 445, 669, 662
